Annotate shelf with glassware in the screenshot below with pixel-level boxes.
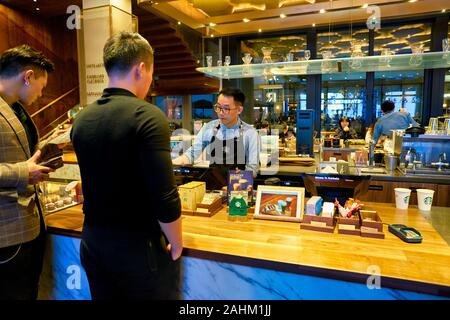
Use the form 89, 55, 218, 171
196, 50, 450, 79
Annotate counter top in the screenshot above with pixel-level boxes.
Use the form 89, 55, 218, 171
45, 202, 450, 296
269, 165, 450, 184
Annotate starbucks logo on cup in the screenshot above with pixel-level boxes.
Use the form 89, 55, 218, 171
424, 196, 432, 205
404, 196, 410, 204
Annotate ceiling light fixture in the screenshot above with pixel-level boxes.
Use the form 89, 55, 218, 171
362, 3, 368, 8
258, 28, 262, 33
312, 23, 316, 27
209, 22, 216, 27
442, 9, 446, 13
178, 21, 181, 25
280, 14, 286, 18
319, 9, 326, 14
408, 0, 417, 3
243, 18, 250, 23
210, 34, 214, 38
36, 7, 40, 11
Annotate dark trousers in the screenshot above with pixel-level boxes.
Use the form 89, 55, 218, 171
80, 225, 181, 300
0, 220, 46, 300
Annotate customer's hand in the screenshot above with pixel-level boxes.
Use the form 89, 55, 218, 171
26, 150, 54, 185
167, 243, 183, 261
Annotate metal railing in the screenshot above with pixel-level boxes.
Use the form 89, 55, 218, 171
31, 86, 78, 118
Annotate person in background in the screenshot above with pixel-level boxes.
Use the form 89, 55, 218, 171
373, 100, 419, 144
259, 120, 271, 135
172, 87, 259, 179
334, 116, 358, 140
0, 45, 64, 299
71, 32, 182, 300
279, 122, 296, 140
365, 123, 375, 145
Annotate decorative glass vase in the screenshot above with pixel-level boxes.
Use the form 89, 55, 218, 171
261, 47, 273, 64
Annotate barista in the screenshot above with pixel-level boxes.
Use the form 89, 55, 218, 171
173, 88, 259, 187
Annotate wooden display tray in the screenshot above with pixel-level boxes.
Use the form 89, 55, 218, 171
45, 201, 81, 214
337, 214, 361, 236
300, 214, 336, 233
278, 157, 315, 166
360, 210, 385, 239
182, 196, 223, 217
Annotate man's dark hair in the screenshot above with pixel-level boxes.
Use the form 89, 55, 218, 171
0, 45, 54, 78
381, 100, 395, 113
218, 87, 245, 106
103, 31, 154, 76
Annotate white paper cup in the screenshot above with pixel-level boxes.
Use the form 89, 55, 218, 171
417, 189, 434, 211
394, 188, 411, 210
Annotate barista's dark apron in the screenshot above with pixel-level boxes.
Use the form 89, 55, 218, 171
205, 122, 246, 189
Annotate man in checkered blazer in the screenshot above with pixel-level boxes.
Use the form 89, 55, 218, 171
0, 45, 61, 300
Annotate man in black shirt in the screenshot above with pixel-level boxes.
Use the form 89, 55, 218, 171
71, 32, 182, 300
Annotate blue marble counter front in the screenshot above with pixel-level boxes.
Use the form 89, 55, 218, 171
38, 234, 448, 300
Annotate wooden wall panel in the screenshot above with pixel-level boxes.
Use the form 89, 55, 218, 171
0, 4, 79, 137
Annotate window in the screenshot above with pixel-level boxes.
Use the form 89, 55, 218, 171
242, 34, 307, 126
374, 71, 424, 123
154, 96, 183, 130
321, 73, 367, 137
192, 94, 216, 120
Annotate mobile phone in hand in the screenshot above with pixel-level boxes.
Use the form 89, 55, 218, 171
39, 157, 64, 170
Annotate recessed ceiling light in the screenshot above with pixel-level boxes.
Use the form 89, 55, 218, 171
177, 21, 181, 25
280, 14, 286, 18
33, 0, 37, 2
209, 22, 216, 27
312, 23, 316, 27
408, 0, 417, 3
258, 28, 262, 33
319, 9, 326, 14
36, 7, 40, 10
362, 3, 368, 8
210, 34, 214, 38
442, 9, 446, 13
243, 18, 250, 23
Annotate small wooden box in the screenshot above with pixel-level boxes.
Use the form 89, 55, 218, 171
300, 214, 336, 233
178, 181, 206, 212
337, 213, 361, 236
360, 210, 385, 239
195, 196, 223, 217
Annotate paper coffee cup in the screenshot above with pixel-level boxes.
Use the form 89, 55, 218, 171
394, 188, 411, 210
417, 189, 434, 211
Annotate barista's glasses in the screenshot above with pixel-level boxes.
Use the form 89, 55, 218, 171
214, 103, 238, 114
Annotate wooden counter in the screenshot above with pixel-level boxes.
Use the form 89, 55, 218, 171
45, 202, 450, 296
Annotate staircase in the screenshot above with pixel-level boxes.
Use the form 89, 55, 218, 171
133, 5, 219, 96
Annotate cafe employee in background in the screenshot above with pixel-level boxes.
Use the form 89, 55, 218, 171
372, 100, 419, 144
172, 87, 259, 179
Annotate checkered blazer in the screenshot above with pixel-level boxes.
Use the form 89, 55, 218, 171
0, 97, 41, 248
